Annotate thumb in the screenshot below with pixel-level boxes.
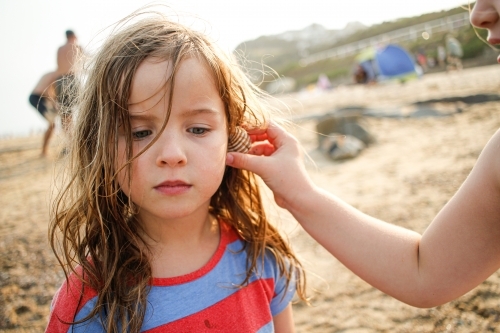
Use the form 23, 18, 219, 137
226, 152, 265, 174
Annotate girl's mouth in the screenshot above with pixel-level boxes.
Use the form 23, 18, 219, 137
154, 180, 191, 195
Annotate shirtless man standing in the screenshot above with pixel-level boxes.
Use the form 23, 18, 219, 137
55, 30, 81, 132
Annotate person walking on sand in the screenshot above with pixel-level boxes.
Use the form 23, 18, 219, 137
28, 71, 59, 157
445, 34, 464, 71
226, 0, 500, 310
55, 30, 81, 132
437, 45, 447, 68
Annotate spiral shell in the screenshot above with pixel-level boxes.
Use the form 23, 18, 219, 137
227, 127, 252, 153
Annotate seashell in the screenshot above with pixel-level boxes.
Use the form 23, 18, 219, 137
227, 126, 252, 153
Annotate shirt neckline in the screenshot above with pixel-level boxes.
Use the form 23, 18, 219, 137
150, 220, 237, 286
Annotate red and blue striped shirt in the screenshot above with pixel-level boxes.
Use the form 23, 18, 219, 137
45, 221, 296, 332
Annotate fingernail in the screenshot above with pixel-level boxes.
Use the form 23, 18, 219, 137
226, 153, 234, 164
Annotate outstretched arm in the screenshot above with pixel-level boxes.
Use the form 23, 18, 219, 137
226, 123, 500, 307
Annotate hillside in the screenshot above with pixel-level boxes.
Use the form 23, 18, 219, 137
235, 5, 495, 92
235, 21, 366, 74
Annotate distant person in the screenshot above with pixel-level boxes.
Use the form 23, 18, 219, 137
316, 73, 332, 90
416, 48, 428, 72
55, 30, 81, 132
361, 59, 378, 84
353, 64, 367, 84
437, 45, 447, 68
226, 0, 500, 310
28, 71, 59, 157
445, 34, 463, 71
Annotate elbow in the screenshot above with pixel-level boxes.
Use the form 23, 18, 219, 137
406, 298, 445, 309
394, 290, 450, 309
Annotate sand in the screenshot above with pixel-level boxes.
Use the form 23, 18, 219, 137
1, 65, 500, 332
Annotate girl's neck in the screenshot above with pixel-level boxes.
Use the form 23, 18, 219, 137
141, 211, 216, 245
139, 211, 221, 278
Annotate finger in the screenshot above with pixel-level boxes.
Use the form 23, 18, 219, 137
263, 121, 294, 148
247, 121, 286, 143
246, 127, 268, 136
226, 152, 265, 173
249, 132, 269, 143
248, 142, 276, 156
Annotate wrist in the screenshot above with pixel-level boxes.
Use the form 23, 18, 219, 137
280, 181, 322, 216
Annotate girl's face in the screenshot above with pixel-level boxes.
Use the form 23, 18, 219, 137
471, 0, 500, 61
117, 57, 228, 224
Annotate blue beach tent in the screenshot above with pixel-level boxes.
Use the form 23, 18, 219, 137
355, 44, 418, 83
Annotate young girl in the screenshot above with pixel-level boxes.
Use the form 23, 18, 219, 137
46, 12, 306, 333
227, 0, 500, 309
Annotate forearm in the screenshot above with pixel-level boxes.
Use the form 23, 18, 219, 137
284, 185, 438, 306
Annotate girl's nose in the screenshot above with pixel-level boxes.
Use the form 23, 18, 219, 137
471, 3, 499, 29
155, 134, 187, 167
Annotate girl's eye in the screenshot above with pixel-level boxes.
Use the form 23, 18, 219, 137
188, 127, 208, 135
132, 130, 152, 139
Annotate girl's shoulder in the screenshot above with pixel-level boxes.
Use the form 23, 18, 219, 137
219, 219, 289, 272
219, 219, 241, 243
218, 219, 296, 315
45, 266, 98, 333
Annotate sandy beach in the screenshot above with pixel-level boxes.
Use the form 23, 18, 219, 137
1, 65, 500, 332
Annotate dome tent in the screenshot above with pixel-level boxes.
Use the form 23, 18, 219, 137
355, 44, 418, 83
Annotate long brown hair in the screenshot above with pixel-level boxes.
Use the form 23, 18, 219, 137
50, 9, 307, 333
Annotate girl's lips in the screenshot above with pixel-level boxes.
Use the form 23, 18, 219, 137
154, 181, 191, 195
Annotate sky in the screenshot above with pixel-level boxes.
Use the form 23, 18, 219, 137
0, 0, 467, 137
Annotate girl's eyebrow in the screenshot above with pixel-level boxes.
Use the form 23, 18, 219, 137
129, 113, 157, 121
180, 108, 220, 117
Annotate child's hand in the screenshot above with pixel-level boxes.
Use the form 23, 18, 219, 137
226, 122, 314, 210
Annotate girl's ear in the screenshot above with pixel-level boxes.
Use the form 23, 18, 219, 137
227, 126, 251, 153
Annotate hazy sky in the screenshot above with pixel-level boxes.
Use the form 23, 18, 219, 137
0, 0, 467, 137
